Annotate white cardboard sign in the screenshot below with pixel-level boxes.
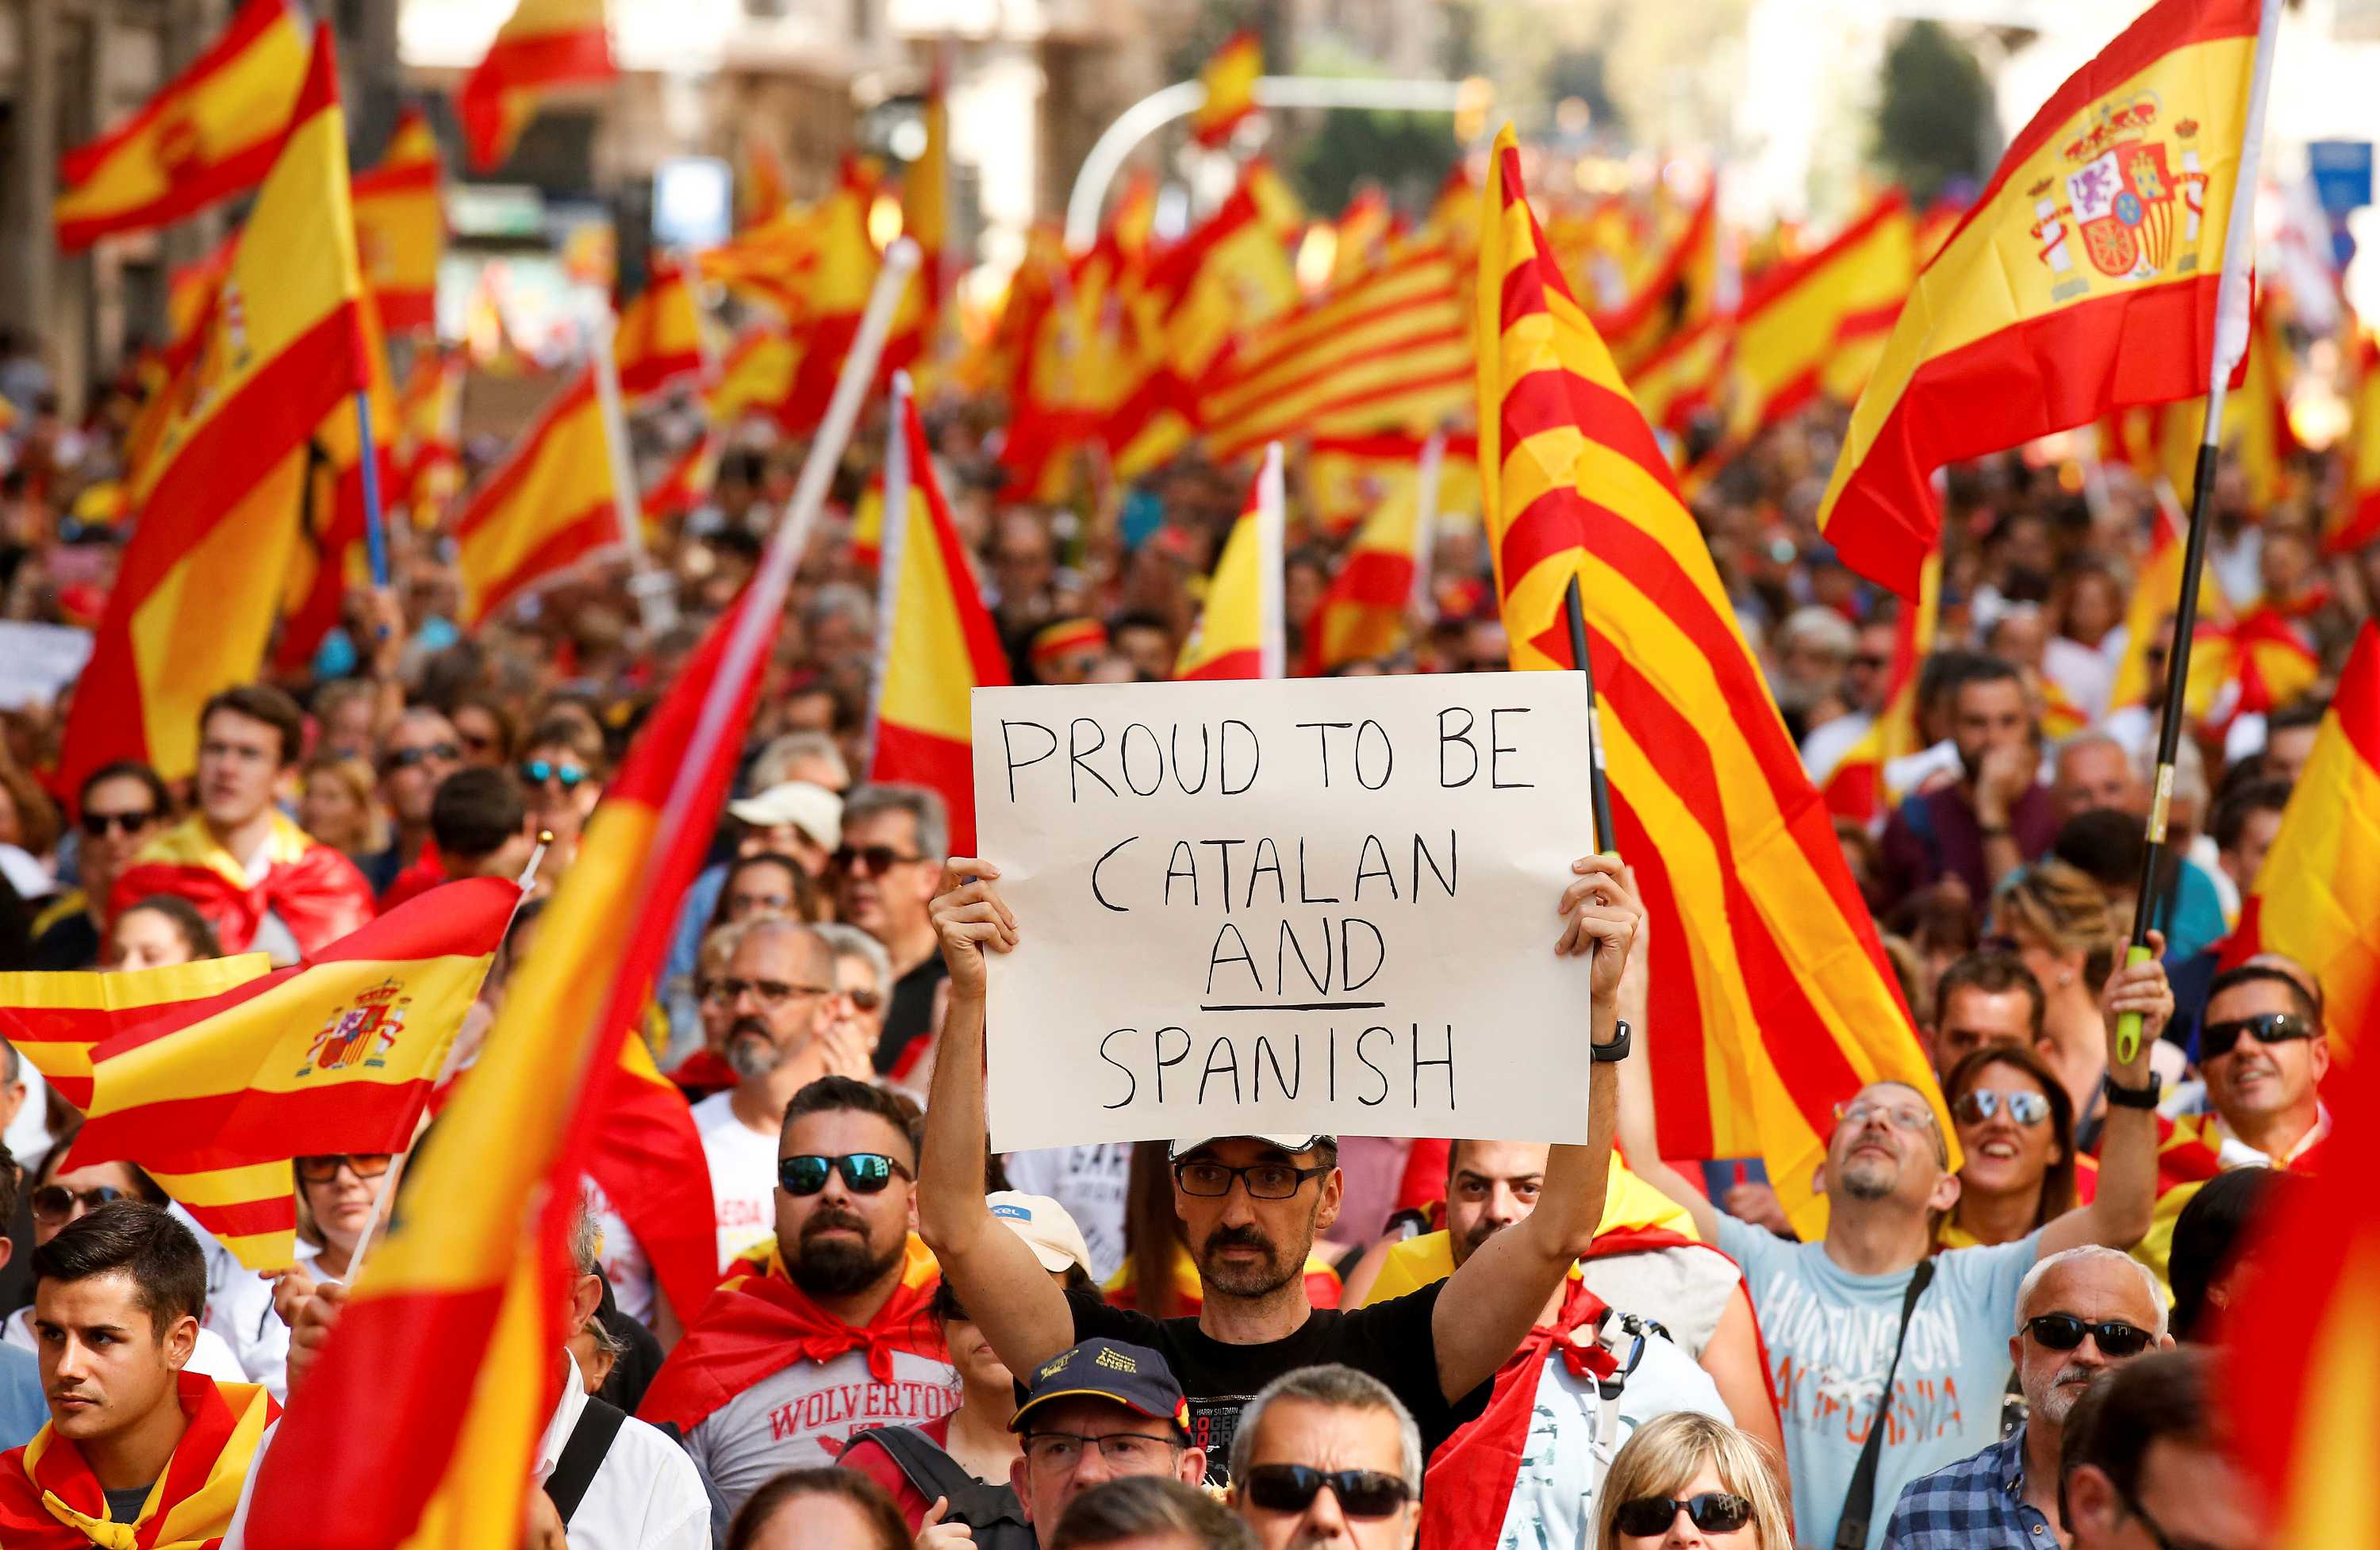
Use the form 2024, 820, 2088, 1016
972, 671, 1602, 1152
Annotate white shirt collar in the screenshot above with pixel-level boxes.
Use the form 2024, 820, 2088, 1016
534, 1355, 590, 1484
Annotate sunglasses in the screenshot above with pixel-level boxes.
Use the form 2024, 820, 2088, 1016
386, 742, 461, 772
29, 1184, 124, 1222
843, 986, 883, 1012
833, 843, 923, 876
1612, 1493, 1755, 1537
296, 1153, 394, 1184
1833, 1099, 1939, 1132
2025, 1314, 2154, 1358
778, 1153, 911, 1195
2200, 1011, 2317, 1061
79, 808, 156, 838
719, 977, 833, 1007
1240, 1464, 1413, 1520
1953, 1088, 2051, 1126
520, 760, 590, 789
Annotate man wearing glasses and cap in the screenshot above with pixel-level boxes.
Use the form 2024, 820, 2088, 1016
1004, 1337, 1210, 1544
919, 854, 1642, 1483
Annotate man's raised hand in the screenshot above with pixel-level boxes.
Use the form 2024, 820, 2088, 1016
2101, 928, 2173, 1081
931, 859, 1019, 997
1556, 854, 1642, 1007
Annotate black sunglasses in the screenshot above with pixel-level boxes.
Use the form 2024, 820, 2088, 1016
30, 1184, 124, 1222
2200, 1011, 2317, 1061
1240, 1464, 1412, 1519
2025, 1314, 2154, 1358
297, 1153, 394, 1184
1613, 1493, 1755, 1537
386, 742, 461, 772
79, 808, 156, 838
833, 843, 923, 876
778, 1153, 910, 1195
520, 759, 591, 789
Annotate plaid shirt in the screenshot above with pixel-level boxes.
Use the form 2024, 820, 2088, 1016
1880, 1429, 2058, 1550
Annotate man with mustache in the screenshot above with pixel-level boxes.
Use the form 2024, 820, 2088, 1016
640, 1076, 954, 1540
691, 918, 873, 1268
1881, 1246, 2171, 1549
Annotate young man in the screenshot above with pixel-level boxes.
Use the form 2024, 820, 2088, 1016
0, 1203, 275, 1546
366, 707, 463, 893
1009, 1338, 1211, 1544
1880, 658, 2056, 904
638, 1076, 955, 1540
919, 855, 1635, 1481
1626, 951, 2171, 1550
834, 785, 950, 1075
1226, 1365, 1421, 1550
2188, 959, 2332, 1167
112, 685, 374, 961
1927, 951, 2045, 1081
2057, 1349, 2255, 1550
27, 762, 169, 970
1883, 1247, 2172, 1550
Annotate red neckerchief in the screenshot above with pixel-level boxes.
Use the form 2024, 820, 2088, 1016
665, 1048, 739, 1101
0, 1372, 277, 1549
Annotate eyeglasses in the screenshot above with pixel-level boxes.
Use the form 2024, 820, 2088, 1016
296, 1153, 394, 1184
1240, 1465, 1414, 1520
726, 892, 794, 915
1833, 1099, 1940, 1133
1172, 1160, 1333, 1199
778, 1153, 911, 1195
2024, 1314, 2154, 1359
459, 731, 497, 754
1850, 652, 1891, 672
2118, 1487, 2209, 1550
1611, 1493, 1755, 1537
385, 742, 460, 773
718, 976, 834, 1008
1021, 1432, 1180, 1471
520, 760, 591, 789
2201, 1011, 2317, 1061
840, 986, 883, 1012
79, 808, 156, 838
1953, 1088, 2052, 1126
29, 1185, 123, 1223
832, 844, 923, 876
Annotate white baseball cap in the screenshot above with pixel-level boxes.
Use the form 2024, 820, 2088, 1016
1167, 1134, 1335, 1160
727, 781, 843, 852
986, 1191, 1094, 1276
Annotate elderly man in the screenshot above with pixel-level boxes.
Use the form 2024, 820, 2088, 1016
2057, 1350, 2255, 1550
835, 785, 952, 1077
1227, 1366, 1420, 1550
1883, 1246, 2173, 1549
1005, 1339, 1211, 1545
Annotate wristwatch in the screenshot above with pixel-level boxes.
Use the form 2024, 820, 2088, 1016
2105, 1072, 2162, 1110
1592, 1018, 1633, 1063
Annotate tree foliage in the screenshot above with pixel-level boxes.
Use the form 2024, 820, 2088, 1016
1871, 21, 1994, 208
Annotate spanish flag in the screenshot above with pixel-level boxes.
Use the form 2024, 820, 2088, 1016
614, 254, 705, 400
707, 327, 801, 429
1593, 183, 1722, 373
1304, 431, 1480, 537
458, 0, 615, 172
244, 512, 797, 1550
588, 1034, 719, 1326
902, 71, 952, 345
698, 201, 816, 323
2219, 621, 2380, 1041
53, 0, 307, 251
1819, 554, 1940, 823
997, 241, 1138, 502
351, 106, 444, 335
1626, 315, 1733, 445
395, 343, 466, 517
1177, 443, 1285, 681
67, 878, 520, 1269
56, 25, 370, 796
2329, 329, 2380, 554
1479, 126, 1943, 1233
1728, 190, 1914, 435
867, 384, 1011, 856
1192, 29, 1262, 147
1328, 187, 1399, 287
641, 432, 719, 528
275, 284, 400, 674
1820, 0, 2277, 598
452, 368, 621, 626
0, 957, 272, 1111
779, 166, 912, 432
1303, 437, 1435, 673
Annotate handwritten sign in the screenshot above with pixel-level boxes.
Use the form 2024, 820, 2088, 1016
0, 623, 93, 711
973, 672, 1601, 1152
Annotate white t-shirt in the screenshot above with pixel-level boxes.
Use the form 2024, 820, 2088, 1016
582, 1176, 657, 1326
1000, 1144, 1132, 1282
693, 1091, 780, 1272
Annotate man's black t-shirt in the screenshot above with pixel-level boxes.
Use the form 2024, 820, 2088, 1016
1065, 1283, 1486, 1483
873, 953, 948, 1075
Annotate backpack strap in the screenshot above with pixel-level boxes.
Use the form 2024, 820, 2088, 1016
544, 1395, 629, 1525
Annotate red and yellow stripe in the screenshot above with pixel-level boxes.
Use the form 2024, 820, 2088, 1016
614, 254, 705, 400
351, 106, 443, 335
458, 0, 614, 172
1729, 190, 1914, 435
0, 956, 272, 1111
2330, 329, 2380, 554
1593, 183, 1721, 373
1303, 442, 1434, 673
452, 369, 620, 626
1192, 30, 1262, 147
1820, 554, 1940, 823
1177, 444, 1284, 681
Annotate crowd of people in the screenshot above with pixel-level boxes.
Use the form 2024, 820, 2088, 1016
0, 250, 2352, 1550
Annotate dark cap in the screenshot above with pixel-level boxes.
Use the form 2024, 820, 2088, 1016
1008, 1338, 1191, 1437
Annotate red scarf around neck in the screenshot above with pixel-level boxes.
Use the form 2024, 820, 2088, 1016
0, 1371, 277, 1549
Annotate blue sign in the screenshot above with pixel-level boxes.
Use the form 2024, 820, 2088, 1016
2308, 140, 2373, 216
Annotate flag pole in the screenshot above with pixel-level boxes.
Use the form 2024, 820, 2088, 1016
586, 309, 680, 637
861, 371, 914, 770
2116, 0, 2281, 1064
1410, 428, 1444, 612
1563, 574, 1619, 860
1257, 442, 1287, 679
354, 389, 390, 589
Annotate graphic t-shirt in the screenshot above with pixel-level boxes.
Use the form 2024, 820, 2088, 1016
1716, 1217, 2040, 1550
692, 1092, 780, 1271
1067, 1281, 1487, 1483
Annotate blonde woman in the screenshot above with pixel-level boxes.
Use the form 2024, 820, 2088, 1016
1595, 1413, 1792, 1550
298, 754, 390, 863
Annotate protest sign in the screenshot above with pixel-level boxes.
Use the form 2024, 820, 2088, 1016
0, 623, 94, 710
973, 671, 1603, 1152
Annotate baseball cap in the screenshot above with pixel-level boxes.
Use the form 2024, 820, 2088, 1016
726, 781, 843, 852
1167, 1134, 1335, 1161
1009, 1338, 1191, 1437
986, 1191, 1093, 1276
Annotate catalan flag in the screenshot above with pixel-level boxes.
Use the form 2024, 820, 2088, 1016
1729, 190, 1914, 435
2329, 329, 2380, 554
1819, 554, 1940, 824
351, 106, 444, 335
53, 0, 307, 251
1626, 315, 1733, 443
1593, 183, 1721, 373
1479, 126, 1941, 1233
67, 878, 519, 1269
613, 253, 705, 400
1820, 0, 2276, 598
458, 0, 615, 172
452, 368, 621, 626
867, 386, 1012, 855
1303, 437, 1435, 674
0, 957, 272, 1111
244, 504, 797, 1550
1177, 443, 1285, 681
1192, 29, 1262, 147
1200, 242, 1472, 462
56, 25, 370, 796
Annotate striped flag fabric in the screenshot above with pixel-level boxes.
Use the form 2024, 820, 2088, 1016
707, 328, 800, 429
458, 0, 615, 171
53, 0, 307, 250
1304, 431, 1479, 537
589, 1033, 719, 1326
452, 368, 622, 626
2330, 330, 2380, 554
0, 957, 272, 1111
1192, 29, 1262, 147
351, 105, 444, 334
1727, 190, 1914, 436
1820, 554, 1940, 823
777, 167, 911, 432
56, 24, 370, 795
641, 434, 720, 528
866, 386, 1012, 855
1177, 443, 1286, 681
612, 254, 706, 400
274, 284, 401, 674
1820, 0, 2275, 598
997, 241, 1139, 501
1626, 315, 1733, 443
1592, 183, 1721, 372
67, 878, 520, 1269
244, 508, 797, 1550
395, 343, 466, 518
1478, 125, 1942, 1231
1302, 437, 1435, 674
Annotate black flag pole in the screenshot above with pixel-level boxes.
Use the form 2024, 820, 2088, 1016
1564, 574, 1619, 861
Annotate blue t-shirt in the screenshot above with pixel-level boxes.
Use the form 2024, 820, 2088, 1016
0, 1341, 44, 1451
1716, 1217, 2040, 1550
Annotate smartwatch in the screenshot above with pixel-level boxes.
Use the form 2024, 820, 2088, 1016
1591, 1019, 1633, 1063
2104, 1073, 2162, 1110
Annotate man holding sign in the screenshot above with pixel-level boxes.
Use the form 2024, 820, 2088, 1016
919, 837, 1635, 1481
